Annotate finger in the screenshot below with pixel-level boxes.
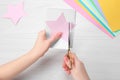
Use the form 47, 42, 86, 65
48, 32, 62, 44
66, 70, 71, 75
64, 69, 70, 74
63, 57, 70, 70
68, 53, 78, 68
64, 56, 72, 70
63, 56, 72, 71
64, 66, 69, 71
63, 66, 70, 72
62, 60, 66, 68
38, 30, 46, 40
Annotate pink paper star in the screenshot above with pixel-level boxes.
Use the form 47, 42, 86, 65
3, 2, 26, 24
46, 13, 74, 42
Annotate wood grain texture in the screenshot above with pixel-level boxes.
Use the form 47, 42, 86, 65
0, 0, 120, 80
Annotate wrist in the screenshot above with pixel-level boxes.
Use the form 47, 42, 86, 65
78, 74, 90, 80
74, 74, 81, 80
73, 73, 89, 80
30, 48, 43, 58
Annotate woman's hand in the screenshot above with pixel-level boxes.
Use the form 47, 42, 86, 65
32, 30, 62, 57
63, 53, 90, 80
0, 30, 62, 80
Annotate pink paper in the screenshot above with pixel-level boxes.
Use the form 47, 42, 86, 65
3, 2, 26, 24
46, 13, 74, 42
64, 0, 113, 38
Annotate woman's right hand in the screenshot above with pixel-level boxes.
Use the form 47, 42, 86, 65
63, 53, 90, 80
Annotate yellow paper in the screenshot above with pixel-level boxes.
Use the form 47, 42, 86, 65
98, 0, 120, 32
75, 0, 108, 32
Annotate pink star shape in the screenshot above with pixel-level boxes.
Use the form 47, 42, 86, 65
3, 2, 26, 24
46, 13, 74, 42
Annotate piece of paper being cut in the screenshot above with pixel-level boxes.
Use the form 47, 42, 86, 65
46, 9, 76, 49
46, 13, 74, 42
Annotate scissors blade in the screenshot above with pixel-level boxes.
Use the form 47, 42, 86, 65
67, 23, 72, 70
68, 23, 71, 51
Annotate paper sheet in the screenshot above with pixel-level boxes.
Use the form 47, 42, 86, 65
98, 0, 120, 32
64, 0, 113, 38
46, 8, 76, 49
90, 0, 120, 35
46, 13, 72, 42
90, 0, 105, 19
76, 0, 115, 37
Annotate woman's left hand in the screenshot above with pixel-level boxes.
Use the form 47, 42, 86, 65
32, 30, 62, 57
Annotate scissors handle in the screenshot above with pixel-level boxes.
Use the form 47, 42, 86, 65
67, 51, 73, 70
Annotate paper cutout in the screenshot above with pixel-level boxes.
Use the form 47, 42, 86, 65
46, 13, 74, 42
76, 0, 115, 37
64, 0, 113, 38
98, 0, 120, 32
3, 2, 26, 24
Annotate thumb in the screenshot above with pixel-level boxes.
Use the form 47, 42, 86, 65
48, 32, 62, 44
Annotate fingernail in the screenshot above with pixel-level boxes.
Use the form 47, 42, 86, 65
57, 32, 62, 37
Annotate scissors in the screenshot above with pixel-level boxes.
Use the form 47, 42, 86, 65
66, 22, 73, 70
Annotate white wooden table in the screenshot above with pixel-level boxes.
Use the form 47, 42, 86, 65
0, 0, 120, 80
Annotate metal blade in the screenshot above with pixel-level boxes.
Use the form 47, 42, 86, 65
68, 22, 71, 51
